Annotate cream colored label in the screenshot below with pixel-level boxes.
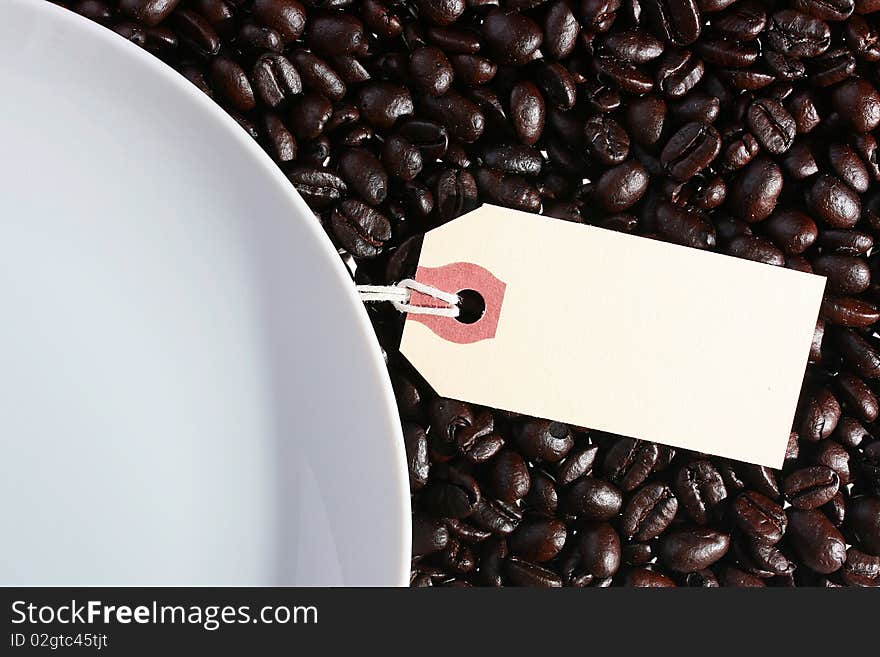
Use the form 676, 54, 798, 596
399, 205, 826, 468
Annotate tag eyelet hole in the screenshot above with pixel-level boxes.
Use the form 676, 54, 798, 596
456, 289, 486, 324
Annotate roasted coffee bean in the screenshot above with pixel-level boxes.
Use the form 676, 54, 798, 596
642, 0, 703, 46
566, 476, 623, 520
509, 81, 545, 146
287, 166, 346, 207
525, 470, 558, 515
766, 10, 832, 58
848, 496, 880, 554
842, 547, 880, 586
730, 157, 783, 222
420, 90, 485, 143
765, 210, 818, 254
489, 450, 531, 502
288, 93, 333, 140
784, 466, 840, 508
656, 202, 716, 248
835, 329, 880, 377
474, 168, 541, 212
509, 517, 567, 562
210, 57, 255, 112
714, 0, 767, 39
306, 13, 364, 56
800, 387, 842, 441
811, 440, 853, 484
698, 38, 758, 68
845, 15, 880, 61
603, 438, 660, 492
481, 9, 542, 65
595, 160, 650, 212
262, 113, 296, 162
555, 447, 599, 487
594, 55, 655, 95
330, 199, 391, 257
727, 235, 786, 266
621, 483, 678, 541
821, 296, 880, 327
290, 50, 346, 101
516, 420, 573, 462
829, 144, 870, 193
584, 115, 630, 166
577, 523, 622, 578
722, 567, 766, 586
659, 527, 730, 572
172, 8, 220, 57
746, 99, 796, 155
670, 93, 720, 124
338, 148, 388, 206
357, 82, 413, 130
118, 0, 181, 26
580, 0, 622, 33
483, 145, 542, 176
251, 0, 305, 44
818, 229, 873, 254
661, 122, 721, 181
807, 174, 861, 229
674, 460, 727, 524
626, 95, 667, 148
656, 49, 705, 98
252, 53, 301, 109
625, 568, 677, 587
505, 557, 562, 587
543, 1, 580, 60
832, 78, 880, 132
433, 167, 478, 220
404, 423, 430, 490
382, 134, 423, 181
449, 55, 497, 87
421, 465, 481, 519
408, 46, 454, 97
732, 491, 787, 543
741, 537, 796, 576
788, 508, 847, 573
415, 0, 466, 26
603, 29, 665, 63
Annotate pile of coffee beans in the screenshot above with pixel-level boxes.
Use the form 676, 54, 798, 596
59, 0, 880, 586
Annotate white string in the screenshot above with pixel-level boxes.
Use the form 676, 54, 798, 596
357, 279, 460, 318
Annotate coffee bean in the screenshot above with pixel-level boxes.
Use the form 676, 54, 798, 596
288, 92, 332, 140
262, 113, 296, 162
595, 160, 650, 212
412, 514, 449, 555
210, 57, 255, 112
603, 438, 660, 492
118, 0, 181, 27
449, 55, 497, 87
543, 1, 580, 60
765, 210, 819, 254
661, 122, 721, 180
674, 460, 727, 524
577, 523, 622, 578
727, 235, 786, 266
409, 46, 453, 97
357, 81, 414, 130
509, 517, 567, 562
509, 81, 545, 146
821, 296, 880, 327
621, 482, 678, 540
767, 10, 832, 58
252, 53, 301, 109
656, 202, 716, 248
420, 90, 485, 143
251, 0, 305, 44
732, 491, 787, 543
489, 450, 531, 503
505, 557, 562, 587
788, 508, 848, 574
642, 0, 703, 46
784, 466, 841, 509
474, 168, 541, 213
584, 115, 630, 166
404, 423, 430, 491
307, 13, 364, 56
714, 0, 767, 40
555, 447, 599, 487
483, 144, 542, 176
481, 9, 543, 65
811, 440, 853, 484
832, 78, 880, 132
287, 166, 346, 207
330, 199, 391, 257
291, 50, 346, 101
807, 174, 861, 228
842, 547, 880, 586
625, 95, 667, 148
566, 476, 623, 520
659, 527, 730, 572
516, 420, 573, 462
416, 0, 466, 26
625, 568, 677, 587
848, 496, 880, 554
656, 49, 705, 98
603, 29, 665, 63
746, 99, 796, 154
172, 8, 221, 57
730, 157, 783, 222
338, 148, 388, 206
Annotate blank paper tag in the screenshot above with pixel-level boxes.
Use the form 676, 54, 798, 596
399, 205, 827, 468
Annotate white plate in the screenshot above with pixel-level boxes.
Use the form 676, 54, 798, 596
0, 0, 409, 586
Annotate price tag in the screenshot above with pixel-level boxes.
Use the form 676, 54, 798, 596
399, 205, 826, 468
